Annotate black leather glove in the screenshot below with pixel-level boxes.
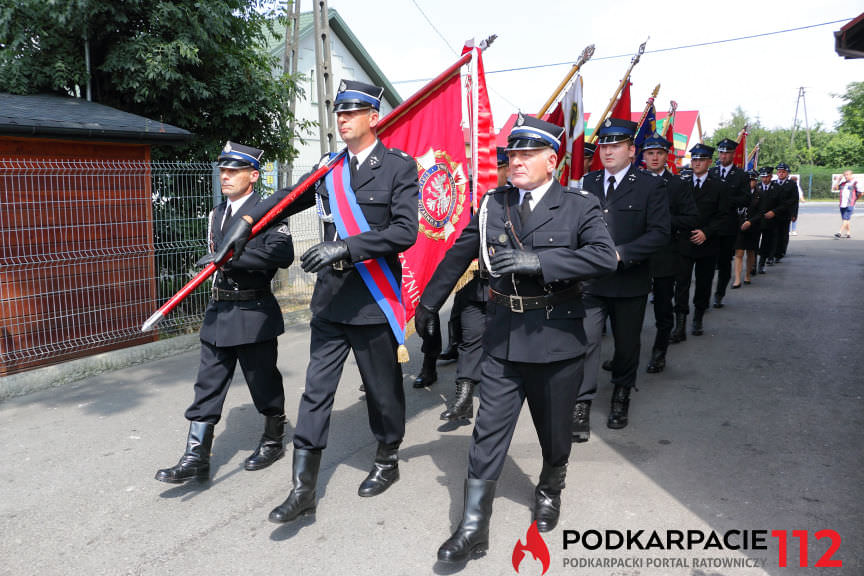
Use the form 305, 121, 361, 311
300, 240, 349, 273
212, 218, 253, 263
195, 253, 216, 267
413, 304, 440, 339
490, 249, 542, 276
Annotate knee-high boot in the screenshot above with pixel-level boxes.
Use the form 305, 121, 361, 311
533, 463, 566, 532
268, 449, 321, 523
437, 479, 497, 563
155, 421, 214, 484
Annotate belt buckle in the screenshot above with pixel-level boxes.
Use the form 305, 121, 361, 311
332, 259, 345, 271
509, 295, 523, 313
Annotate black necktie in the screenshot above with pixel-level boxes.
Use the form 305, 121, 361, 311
606, 175, 615, 199
221, 204, 232, 233
350, 156, 359, 188
721, 167, 727, 179
520, 191, 533, 225
695, 179, 701, 191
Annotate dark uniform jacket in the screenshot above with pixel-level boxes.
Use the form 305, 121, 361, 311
773, 179, 799, 221
421, 181, 617, 364
680, 175, 729, 259
248, 140, 419, 325
201, 193, 294, 347
749, 181, 782, 229
648, 168, 699, 278
581, 166, 671, 297
709, 164, 751, 236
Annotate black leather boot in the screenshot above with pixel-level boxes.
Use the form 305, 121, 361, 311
437, 479, 496, 563
571, 400, 591, 443
607, 385, 631, 429
413, 354, 438, 388
692, 308, 705, 336
155, 421, 214, 484
669, 313, 687, 344
244, 414, 286, 471
713, 294, 724, 308
533, 463, 566, 532
439, 344, 459, 362
268, 448, 321, 523
358, 442, 400, 497
646, 348, 666, 373
440, 379, 475, 421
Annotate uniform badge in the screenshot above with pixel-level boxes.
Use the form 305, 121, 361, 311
338, 80, 346, 92
369, 155, 378, 166
415, 148, 468, 241
516, 112, 525, 127
223, 142, 232, 153
276, 224, 291, 235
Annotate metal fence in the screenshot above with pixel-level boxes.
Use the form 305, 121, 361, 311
0, 158, 320, 376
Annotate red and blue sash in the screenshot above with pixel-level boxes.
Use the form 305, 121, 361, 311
325, 155, 406, 350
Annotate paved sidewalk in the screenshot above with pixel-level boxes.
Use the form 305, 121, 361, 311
1, 207, 862, 576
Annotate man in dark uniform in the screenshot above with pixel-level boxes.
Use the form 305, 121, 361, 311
709, 138, 750, 309
155, 142, 295, 484
414, 114, 617, 563
434, 149, 507, 421
641, 133, 698, 374
772, 162, 797, 263
671, 144, 729, 341
217, 80, 419, 521
756, 165, 780, 273
572, 118, 670, 436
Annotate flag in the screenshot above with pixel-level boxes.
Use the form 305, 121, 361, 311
561, 75, 586, 185
633, 102, 656, 168
589, 79, 632, 171
663, 101, 679, 174
746, 145, 759, 171
733, 127, 748, 168
378, 58, 474, 323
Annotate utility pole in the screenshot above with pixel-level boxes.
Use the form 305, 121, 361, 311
281, 0, 301, 188
791, 87, 814, 199
312, 0, 336, 156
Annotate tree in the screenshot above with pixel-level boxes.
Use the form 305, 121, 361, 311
0, 0, 311, 161
836, 81, 864, 136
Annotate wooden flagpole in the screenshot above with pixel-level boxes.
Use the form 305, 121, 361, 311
589, 39, 648, 143
536, 45, 595, 117
635, 83, 661, 135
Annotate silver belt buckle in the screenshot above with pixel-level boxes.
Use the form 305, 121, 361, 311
332, 259, 345, 271
510, 295, 524, 313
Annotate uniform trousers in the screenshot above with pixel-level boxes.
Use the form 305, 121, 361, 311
185, 338, 284, 424
455, 300, 486, 382
759, 227, 777, 260
578, 293, 648, 401
651, 275, 676, 350
774, 217, 791, 258
714, 235, 736, 297
292, 316, 405, 450
675, 253, 718, 313
468, 354, 582, 480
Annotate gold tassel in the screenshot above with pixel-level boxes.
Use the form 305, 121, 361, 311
397, 344, 410, 363
452, 260, 479, 293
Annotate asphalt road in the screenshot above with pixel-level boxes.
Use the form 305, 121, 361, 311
1, 205, 862, 576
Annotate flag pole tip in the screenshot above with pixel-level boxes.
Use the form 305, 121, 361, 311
141, 311, 164, 333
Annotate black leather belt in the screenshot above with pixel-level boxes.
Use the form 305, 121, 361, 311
212, 288, 271, 302
488, 284, 582, 313
474, 268, 490, 280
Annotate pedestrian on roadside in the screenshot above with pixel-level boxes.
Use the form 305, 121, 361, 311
833, 170, 859, 239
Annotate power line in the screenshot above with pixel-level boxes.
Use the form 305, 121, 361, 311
410, 0, 459, 57
391, 17, 853, 85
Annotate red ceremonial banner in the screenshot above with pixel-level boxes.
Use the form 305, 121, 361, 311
379, 73, 471, 322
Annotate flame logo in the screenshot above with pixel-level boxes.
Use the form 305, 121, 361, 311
512, 521, 550, 575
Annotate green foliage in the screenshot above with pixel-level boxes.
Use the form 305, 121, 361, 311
708, 106, 863, 172
836, 81, 864, 136
0, 0, 313, 161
